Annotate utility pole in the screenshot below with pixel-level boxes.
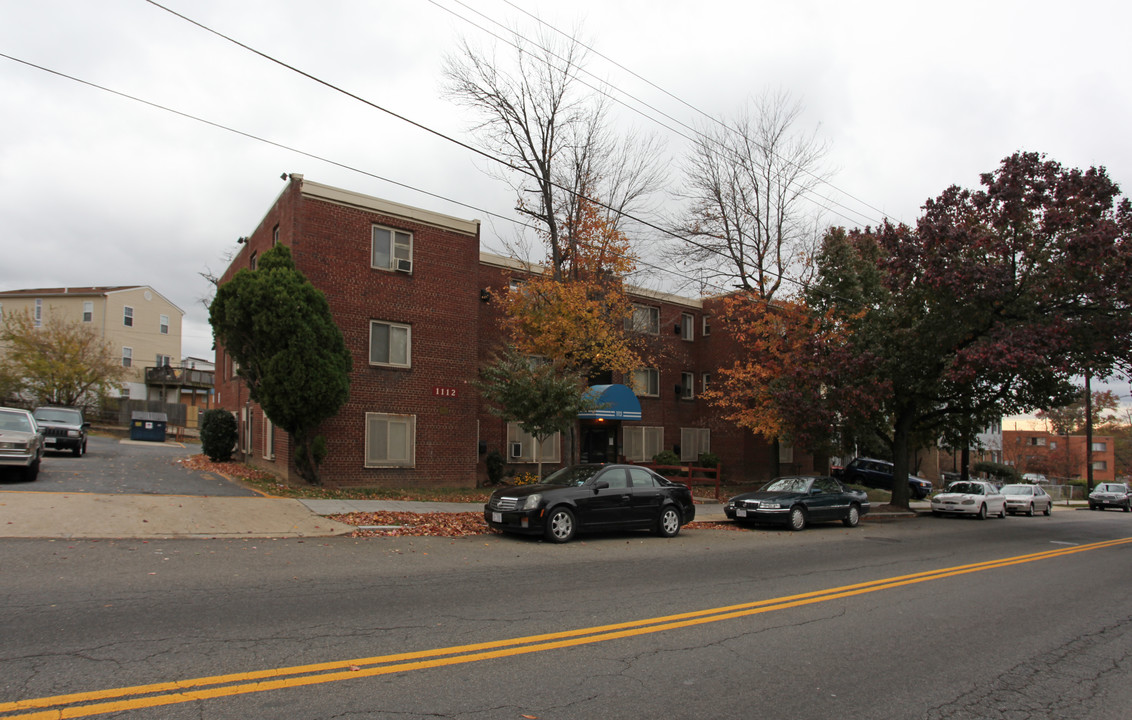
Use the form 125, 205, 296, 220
1085, 372, 1094, 492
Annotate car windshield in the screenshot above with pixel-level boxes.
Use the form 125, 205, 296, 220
1097, 484, 1125, 493
33, 408, 82, 423
1000, 485, 1033, 495
0, 411, 33, 433
948, 482, 983, 495
761, 477, 813, 493
540, 465, 603, 487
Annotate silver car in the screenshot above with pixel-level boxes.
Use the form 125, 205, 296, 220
1000, 484, 1053, 516
0, 407, 44, 481
931, 480, 1007, 519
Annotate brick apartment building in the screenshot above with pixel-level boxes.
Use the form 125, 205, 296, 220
214, 175, 814, 488
1002, 429, 1116, 484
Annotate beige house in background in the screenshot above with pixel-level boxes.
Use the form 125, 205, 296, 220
0, 286, 183, 400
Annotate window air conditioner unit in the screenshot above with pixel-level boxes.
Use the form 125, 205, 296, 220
395, 259, 413, 273
510, 442, 523, 459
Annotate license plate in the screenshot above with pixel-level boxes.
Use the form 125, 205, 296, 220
492, 512, 502, 523
44, 438, 55, 445
736, 508, 747, 517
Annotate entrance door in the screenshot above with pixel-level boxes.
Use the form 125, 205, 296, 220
580, 426, 611, 463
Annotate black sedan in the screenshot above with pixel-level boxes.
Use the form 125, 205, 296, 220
484, 464, 696, 543
724, 475, 870, 531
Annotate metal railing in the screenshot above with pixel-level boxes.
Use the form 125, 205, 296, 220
144, 367, 215, 388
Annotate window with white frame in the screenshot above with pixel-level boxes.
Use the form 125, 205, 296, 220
630, 368, 659, 397
263, 416, 275, 460
1093, 460, 1108, 470
34, 298, 42, 327
1050, 441, 1058, 450
506, 423, 561, 463
159, 314, 169, 335
120, 386, 130, 399
702, 373, 711, 393
123, 306, 134, 327
624, 426, 664, 462
1092, 442, 1107, 452
680, 428, 710, 462
371, 225, 413, 272
681, 372, 695, 399
625, 304, 660, 334
779, 443, 795, 463
156, 354, 172, 368
681, 312, 694, 341
272, 225, 280, 246
369, 321, 411, 367
702, 315, 711, 336
365, 413, 416, 467
82, 301, 93, 323
122, 347, 133, 367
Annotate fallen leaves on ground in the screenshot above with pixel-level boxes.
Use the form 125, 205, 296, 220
330, 511, 494, 538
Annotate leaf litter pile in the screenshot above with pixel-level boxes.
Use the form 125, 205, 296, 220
331, 511, 493, 538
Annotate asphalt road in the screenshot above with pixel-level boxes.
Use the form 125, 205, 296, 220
2, 508, 1130, 719
0, 434, 259, 496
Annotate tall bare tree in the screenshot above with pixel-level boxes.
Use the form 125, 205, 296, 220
674, 90, 830, 298
443, 28, 664, 279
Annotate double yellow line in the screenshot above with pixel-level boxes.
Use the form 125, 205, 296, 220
4, 537, 1130, 719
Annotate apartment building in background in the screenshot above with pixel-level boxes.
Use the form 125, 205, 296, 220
0, 285, 183, 400
1002, 429, 1116, 484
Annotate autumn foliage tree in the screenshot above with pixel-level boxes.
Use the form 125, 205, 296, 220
801, 152, 1132, 507
497, 198, 645, 378
0, 310, 126, 407
703, 294, 883, 457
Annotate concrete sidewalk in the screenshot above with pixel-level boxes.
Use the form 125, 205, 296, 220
0, 491, 355, 539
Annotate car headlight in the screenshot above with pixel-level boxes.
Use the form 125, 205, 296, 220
761, 502, 781, 509
522, 494, 542, 511
67, 430, 80, 437
961, 499, 975, 505
0, 441, 27, 450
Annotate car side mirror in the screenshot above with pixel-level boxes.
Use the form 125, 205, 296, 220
592, 480, 610, 493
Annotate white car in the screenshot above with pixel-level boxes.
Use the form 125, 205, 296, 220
931, 480, 1006, 519
1000, 483, 1053, 516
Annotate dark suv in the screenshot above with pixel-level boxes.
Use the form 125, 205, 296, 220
837, 457, 933, 499
32, 406, 89, 457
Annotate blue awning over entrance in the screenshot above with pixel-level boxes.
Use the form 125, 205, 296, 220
578, 384, 642, 421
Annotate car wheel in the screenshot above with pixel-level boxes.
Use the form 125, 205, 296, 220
788, 505, 807, 531
1043, 502, 1052, 516
976, 503, 987, 520
842, 504, 860, 528
24, 458, 40, 482
1027, 503, 1034, 517
1124, 501, 1131, 513
998, 504, 1006, 519
544, 507, 576, 544
72, 443, 83, 457
932, 510, 941, 517
655, 507, 682, 538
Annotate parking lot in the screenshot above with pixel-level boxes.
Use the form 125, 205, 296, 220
0, 434, 259, 497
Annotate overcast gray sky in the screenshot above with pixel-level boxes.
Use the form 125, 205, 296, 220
2, 0, 1130, 409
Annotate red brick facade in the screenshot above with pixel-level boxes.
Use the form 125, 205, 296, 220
215, 176, 813, 488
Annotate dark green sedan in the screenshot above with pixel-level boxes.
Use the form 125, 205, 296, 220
724, 476, 870, 531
